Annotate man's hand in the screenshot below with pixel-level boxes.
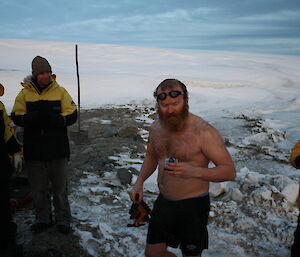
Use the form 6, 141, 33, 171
13, 152, 23, 173
23, 111, 40, 127
130, 183, 143, 204
48, 113, 65, 127
165, 162, 199, 178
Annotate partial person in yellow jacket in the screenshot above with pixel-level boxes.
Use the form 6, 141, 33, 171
11, 56, 77, 235
0, 83, 23, 256
290, 140, 300, 257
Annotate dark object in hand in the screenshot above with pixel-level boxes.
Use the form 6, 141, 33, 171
164, 157, 178, 171
48, 112, 65, 127
23, 111, 40, 126
295, 156, 300, 169
128, 197, 151, 227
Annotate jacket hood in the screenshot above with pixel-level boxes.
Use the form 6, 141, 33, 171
21, 74, 58, 92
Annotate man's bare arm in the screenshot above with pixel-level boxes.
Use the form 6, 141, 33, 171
131, 129, 158, 203
135, 141, 158, 185
197, 125, 236, 182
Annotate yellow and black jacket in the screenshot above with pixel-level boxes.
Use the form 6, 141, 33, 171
11, 75, 77, 161
291, 140, 300, 169
0, 101, 20, 177
290, 140, 300, 209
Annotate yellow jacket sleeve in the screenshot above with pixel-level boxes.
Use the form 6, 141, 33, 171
61, 87, 77, 116
290, 140, 300, 168
12, 90, 27, 115
1, 101, 20, 155
1, 101, 14, 143
60, 87, 77, 126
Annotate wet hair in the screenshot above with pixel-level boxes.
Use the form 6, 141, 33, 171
153, 79, 189, 101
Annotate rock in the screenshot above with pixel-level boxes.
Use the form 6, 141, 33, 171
231, 188, 244, 202
282, 183, 299, 204
240, 167, 250, 173
116, 168, 132, 185
209, 182, 228, 197
251, 186, 272, 201
129, 167, 139, 175
242, 132, 269, 146
271, 175, 299, 204
245, 173, 259, 184
224, 138, 232, 146
118, 126, 139, 138
148, 113, 157, 120
209, 211, 216, 218
234, 217, 258, 232
70, 130, 89, 144
102, 129, 118, 137
81, 146, 94, 155
90, 186, 113, 195
270, 130, 286, 143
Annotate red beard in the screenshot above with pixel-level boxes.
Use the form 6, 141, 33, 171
158, 103, 189, 131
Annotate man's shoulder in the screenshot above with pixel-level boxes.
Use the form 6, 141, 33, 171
149, 120, 161, 132
190, 113, 209, 129
190, 113, 218, 135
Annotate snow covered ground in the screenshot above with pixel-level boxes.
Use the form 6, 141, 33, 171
69, 107, 298, 257
1, 39, 300, 256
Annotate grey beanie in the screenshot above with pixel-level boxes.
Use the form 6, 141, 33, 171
32, 56, 52, 78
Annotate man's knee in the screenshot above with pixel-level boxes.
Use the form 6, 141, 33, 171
145, 243, 167, 257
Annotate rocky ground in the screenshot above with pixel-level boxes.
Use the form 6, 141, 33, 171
13, 104, 299, 257
14, 105, 153, 257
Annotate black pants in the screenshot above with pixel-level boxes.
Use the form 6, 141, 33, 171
0, 176, 14, 251
147, 193, 210, 256
291, 215, 300, 257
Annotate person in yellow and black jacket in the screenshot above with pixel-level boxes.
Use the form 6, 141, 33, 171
11, 56, 77, 235
0, 83, 23, 256
290, 140, 300, 257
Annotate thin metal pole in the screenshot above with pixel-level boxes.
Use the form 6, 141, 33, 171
75, 44, 81, 133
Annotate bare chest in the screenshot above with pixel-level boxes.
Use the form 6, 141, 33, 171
152, 130, 201, 161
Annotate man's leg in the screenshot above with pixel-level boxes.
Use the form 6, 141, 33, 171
0, 177, 11, 253
291, 214, 300, 257
145, 243, 177, 257
26, 160, 52, 225
48, 158, 71, 228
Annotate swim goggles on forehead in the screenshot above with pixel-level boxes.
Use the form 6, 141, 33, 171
156, 91, 185, 101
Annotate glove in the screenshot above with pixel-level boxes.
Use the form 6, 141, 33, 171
13, 152, 23, 173
127, 199, 151, 227
290, 141, 300, 168
48, 113, 65, 127
37, 109, 65, 128
295, 156, 300, 168
37, 101, 62, 127
23, 111, 40, 127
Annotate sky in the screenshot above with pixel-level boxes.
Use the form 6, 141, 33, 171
0, 0, 300, 55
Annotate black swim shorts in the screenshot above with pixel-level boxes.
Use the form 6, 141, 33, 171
147, 193, 210, 256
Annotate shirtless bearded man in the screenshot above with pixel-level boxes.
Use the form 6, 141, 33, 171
131, 79, 236, 257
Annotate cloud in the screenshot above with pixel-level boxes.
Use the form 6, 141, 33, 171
238, 10, 300, 22
0, 1, 300, 55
